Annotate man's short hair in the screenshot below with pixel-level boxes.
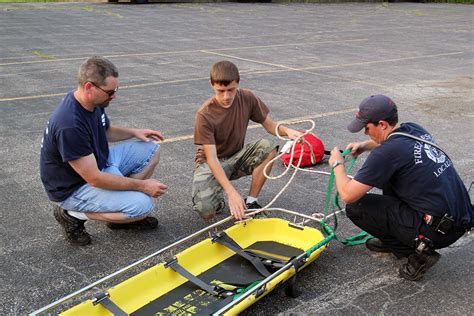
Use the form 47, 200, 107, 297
378, 112, 398, 126
210, 60, 240, 86
77, 56, 119, 86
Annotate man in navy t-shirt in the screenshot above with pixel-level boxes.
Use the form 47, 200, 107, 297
40, 56, 168, 246
328, 95, 472, 281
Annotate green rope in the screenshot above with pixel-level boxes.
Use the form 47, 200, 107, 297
306, 221, 334, 256
322, 149, 372, 246
232, 280, 263, 300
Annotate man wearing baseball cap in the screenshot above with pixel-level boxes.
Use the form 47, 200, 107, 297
328, 95, 472, 281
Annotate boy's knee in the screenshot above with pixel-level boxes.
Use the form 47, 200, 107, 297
192, 202, 216, 220
192, 195, 224, 221
257, 138, 276, 152
200, 211, 216, 221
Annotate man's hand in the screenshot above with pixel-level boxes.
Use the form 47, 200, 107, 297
327, 146, 372, 204
346, 141, 370, 157
328, 147, 344, 168
134, 129, 165, 142
141, 179, 168, 197
227, 190, 248, 221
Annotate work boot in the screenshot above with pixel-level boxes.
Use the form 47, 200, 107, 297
365, 238, 405, 259
399, 250, 441, 281
53, 206, 91, 246
366, 238, 391, 253
106, 216, 158, 230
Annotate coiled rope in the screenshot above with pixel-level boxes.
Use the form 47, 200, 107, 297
258, 119, 371, 246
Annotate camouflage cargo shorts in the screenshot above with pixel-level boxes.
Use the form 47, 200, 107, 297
192, 138, 277, 219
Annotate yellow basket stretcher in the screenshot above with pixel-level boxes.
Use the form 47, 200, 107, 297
30, 208, 333, 316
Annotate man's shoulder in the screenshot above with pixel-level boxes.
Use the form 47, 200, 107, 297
51, 94, 93, 131
398, 122, 429, 136
377, 137, 407, 155
50, 96, 74, 126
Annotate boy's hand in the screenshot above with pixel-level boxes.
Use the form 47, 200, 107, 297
284, 127, 304, 140
227, 190, 248, 221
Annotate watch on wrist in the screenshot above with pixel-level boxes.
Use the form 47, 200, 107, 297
331, 160, 343, 169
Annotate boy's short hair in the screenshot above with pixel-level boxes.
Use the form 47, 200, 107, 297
210, 60, 240, 86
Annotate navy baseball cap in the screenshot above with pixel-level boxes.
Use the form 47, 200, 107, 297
347, 95, 398, 133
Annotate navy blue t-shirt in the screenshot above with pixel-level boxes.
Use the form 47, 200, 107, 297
40, 91, 110, 202
355, 123, 472, 228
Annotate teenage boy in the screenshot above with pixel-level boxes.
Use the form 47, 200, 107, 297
192, 60, 302, 221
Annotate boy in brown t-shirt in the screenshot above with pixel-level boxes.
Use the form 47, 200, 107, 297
192, 61, 302, 221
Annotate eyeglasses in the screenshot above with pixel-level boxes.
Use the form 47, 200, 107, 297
90, 82, 118, 97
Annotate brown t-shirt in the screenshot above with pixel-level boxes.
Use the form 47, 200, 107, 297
194, 89, 269, 164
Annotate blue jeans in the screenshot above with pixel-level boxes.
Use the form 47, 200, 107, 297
59, 141, 159, 218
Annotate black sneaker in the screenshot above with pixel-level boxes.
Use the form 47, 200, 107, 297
245, 200, 262, 210
215, 201, 226, 215
106, 216, 158, 230
245, 200, 268, 218
53, 206, 91, 246
399, 250, 441, 281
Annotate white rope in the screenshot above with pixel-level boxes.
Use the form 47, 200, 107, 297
262, 119, 317, 209
254, 119, 352, 219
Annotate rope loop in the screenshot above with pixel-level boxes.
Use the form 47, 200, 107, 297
262, 120, 316, 209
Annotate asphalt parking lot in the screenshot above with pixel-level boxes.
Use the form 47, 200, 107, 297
0, 2, 473, 315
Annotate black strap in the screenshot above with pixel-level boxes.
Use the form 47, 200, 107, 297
92, 293, 128, 316
165, 258, 219, 296
324, 149, 343, 156
212, 232, 271, 277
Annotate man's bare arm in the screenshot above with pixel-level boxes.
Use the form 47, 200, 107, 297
106, 126, 164, 143
69, 154, 167, 197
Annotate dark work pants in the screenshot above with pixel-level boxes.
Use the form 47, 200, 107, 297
346, 194, 465, 257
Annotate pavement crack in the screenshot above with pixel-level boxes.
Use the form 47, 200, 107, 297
58, 262, 89, 281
